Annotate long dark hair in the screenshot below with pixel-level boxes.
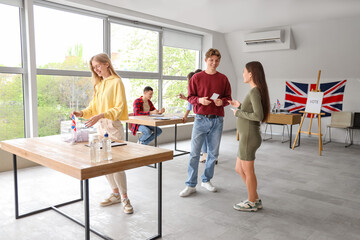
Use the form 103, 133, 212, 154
245, 61, 270, 122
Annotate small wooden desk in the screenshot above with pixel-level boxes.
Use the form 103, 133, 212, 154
124, 114, 194, 157
265, 113, 301, 148
236, 113, 301, 148
0, 135, 173, 240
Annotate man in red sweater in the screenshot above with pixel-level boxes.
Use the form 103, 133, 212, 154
180, 48, 232, 197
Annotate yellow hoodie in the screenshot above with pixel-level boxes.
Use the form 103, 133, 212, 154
82, 75, 129, 121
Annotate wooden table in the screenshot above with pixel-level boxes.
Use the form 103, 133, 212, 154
0, 135, 173, 240
265, 113, 301, 148
124, 114, 194, 158
236, 113, 301, 148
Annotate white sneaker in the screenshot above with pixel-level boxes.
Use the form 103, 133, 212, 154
233, 200, 258, 212
201, 181, 217, 192
179, 186, 196, 197
100, 193, 121, 207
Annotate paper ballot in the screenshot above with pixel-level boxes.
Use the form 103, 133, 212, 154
210, 93, 219, 100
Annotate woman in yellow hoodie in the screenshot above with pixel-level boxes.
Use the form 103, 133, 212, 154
72, 53, 133, 214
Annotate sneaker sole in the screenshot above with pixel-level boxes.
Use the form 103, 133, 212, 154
200, 184, 217, 192
179, 189, 196, 197
233, 206, 258, 212
100, 199, 121, 207
124, 209, 134, 214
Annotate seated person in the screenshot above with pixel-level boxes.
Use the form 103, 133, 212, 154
131, 86, 165, 145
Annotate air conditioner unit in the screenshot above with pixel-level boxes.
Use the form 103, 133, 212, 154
244, 30, 284, 45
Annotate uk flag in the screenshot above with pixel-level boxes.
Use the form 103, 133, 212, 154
284, 80, 347, 117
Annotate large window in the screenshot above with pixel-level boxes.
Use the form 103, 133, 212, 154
33, 4, 103, 137
34, 5, 103, 70
162, 80, 188, 114
111, 23, 159, 72
0, 74, 24, 141
0, 3, 24, 141
37, 75, 92, 137
0, 4, 22, 68
0, 1, 202, 140
161, 29, 201, 113
163, 47, 199, 77
122, 78, 159, 112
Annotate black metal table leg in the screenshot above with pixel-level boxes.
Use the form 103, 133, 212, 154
12, 154, 112, 240
174, 124, 177, 150
173, 124, 190, 157
153, 127, 157, 168
13, 154, 19, 219
289, 125, 292, 148
126, 123, 129, 141
291, 125, 301, 148
158, 161, 162, 237
154, 127, 157, 147
148, 162, 162, 240
84, 180, 90, 240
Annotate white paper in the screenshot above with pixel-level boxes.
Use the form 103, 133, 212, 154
210, 93, 219, 100
304, 92, 324, 114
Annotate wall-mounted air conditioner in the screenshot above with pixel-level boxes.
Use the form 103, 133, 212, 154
244, 30, 284, 45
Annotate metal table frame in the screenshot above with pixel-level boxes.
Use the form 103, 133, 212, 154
263, 123, 301, 148
125, 122, 191, 168
12, 154, 163, 240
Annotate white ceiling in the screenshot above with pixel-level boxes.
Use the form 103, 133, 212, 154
93, 0, 360, 33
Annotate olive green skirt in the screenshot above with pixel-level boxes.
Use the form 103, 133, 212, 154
237, 121, 261, 161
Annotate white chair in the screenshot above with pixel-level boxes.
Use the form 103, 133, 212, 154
323, 111, 353, 146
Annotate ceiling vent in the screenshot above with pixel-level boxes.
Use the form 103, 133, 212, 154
244, 30, 284, 45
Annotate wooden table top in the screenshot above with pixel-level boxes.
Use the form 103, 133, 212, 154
265, 113, 301, 125
123, 114, 195, 127
0, 135, 173, 180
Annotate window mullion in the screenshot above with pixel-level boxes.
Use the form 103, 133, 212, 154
158, 31, 163, 109
23, 0, 38, 138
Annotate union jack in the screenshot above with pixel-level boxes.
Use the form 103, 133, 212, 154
284, 80, 347, 117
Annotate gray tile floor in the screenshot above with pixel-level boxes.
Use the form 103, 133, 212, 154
1, 131, 360, 240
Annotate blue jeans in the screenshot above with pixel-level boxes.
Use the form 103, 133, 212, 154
201, 138, 208, 153
186, 114, 224, 187
138, 125, 162, 145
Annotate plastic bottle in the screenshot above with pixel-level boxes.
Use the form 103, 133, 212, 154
90, 135, 101, 163
103, 132, 112, 161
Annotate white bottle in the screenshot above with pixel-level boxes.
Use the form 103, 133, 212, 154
90, 135, 101, 163
103, 132, 112, 160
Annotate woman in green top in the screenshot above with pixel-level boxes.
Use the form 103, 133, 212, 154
229, 61, 270, 212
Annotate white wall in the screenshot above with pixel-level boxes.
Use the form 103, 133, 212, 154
225, 15, 360, 144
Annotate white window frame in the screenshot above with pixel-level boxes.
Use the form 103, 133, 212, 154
2, 0, 202, 138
